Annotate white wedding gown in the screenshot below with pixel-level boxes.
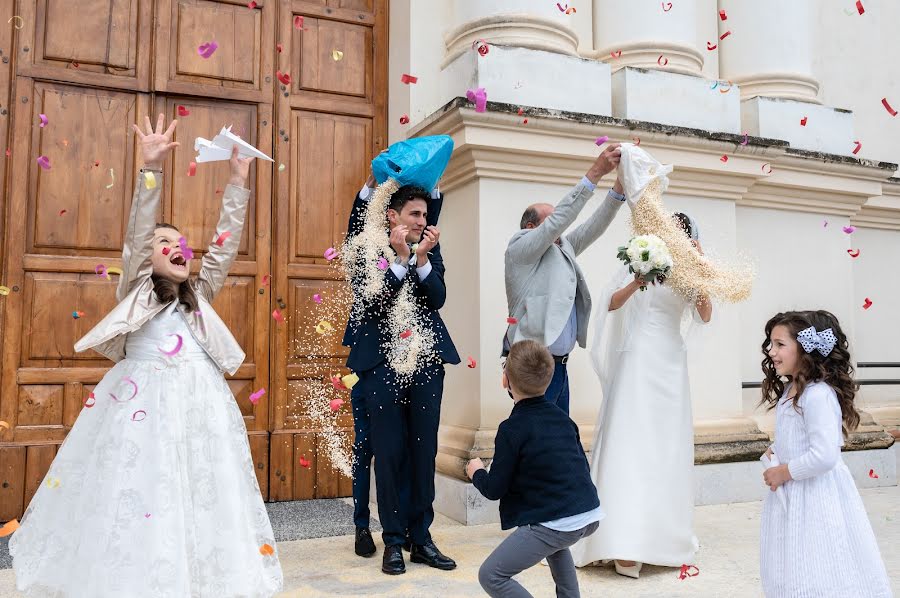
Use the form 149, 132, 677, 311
572, 283, 699, 567
10, 303, 284, 597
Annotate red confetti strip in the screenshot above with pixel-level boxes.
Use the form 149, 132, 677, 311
719, 30, 732, 40
249, 388, 266, 405
71, 62, 79, 69
506, 317, 518, 324
843, 225, 856, 234
262, 274, 271, 286
276, 43, 283, 53
662, 2, 673, 11
177, 105, 190, 117
247, 0, 257, 7
852, 140, 862, 154
329, 398, 345, 412
595, 136, 609, 146
331, 376, 348, 391
399, 329, 412, 339
720, 155, 728, 163
863, 298, 873, 310
761, 163, 773, 174
83, 392, 96, 408
800, 116, 808, 126
473, 40, 489, 56
401, 73, 418, 84
276, 71, 291, 86
72, 310, 85, 319
259, 543, 275, 556
272, 309, 285, 323
324, 247, 338, 260
215, 231, 231, 246
707, 41, 717, 51
298, 455, 311, 468
59, 209, 67, 216
882, 97, 897, 116
294, 15, 304, 29
132, 410, 147, 422
847, 249, 860, 258
678, 564, 700, 580
657, 55, 669, 66
856, 0, 865, 15
187, 161, 197, 176
610, 50, 622, 58
399, 114, 410, 125
869, 468, 879, 478
158, 333, 183, 357
467, 356, 477, 369
161, 247, 170, 256
719, 9, 727, 20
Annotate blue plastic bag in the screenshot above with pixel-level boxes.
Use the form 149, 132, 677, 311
372, 135, 454, 192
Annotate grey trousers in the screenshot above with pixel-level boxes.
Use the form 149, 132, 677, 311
478, 520, 599, 598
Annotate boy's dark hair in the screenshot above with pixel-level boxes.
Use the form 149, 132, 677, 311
388, 185, 430, 214
506, 340, 555, 397
759, 310, 860, 435
153, 222, 199, 313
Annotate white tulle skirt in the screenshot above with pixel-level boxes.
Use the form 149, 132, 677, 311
9, 352, 283, 597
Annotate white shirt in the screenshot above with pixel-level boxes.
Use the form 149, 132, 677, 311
541, 505, 605, 532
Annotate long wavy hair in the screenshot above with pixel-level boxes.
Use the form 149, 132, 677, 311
152, 222, 199, 313
759, 310, 860, 435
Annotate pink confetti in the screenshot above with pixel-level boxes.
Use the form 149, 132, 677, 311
132, 410, 147, 422
662, 2, 673, 11
401, 74, 418, 85
83, 393, 96, 408
178, 237, 194, 260
262, 274, 271, 286
863, 297, 873, 310
720, 155, 729, 163
276, 43, 283, 53
158, 333, 183, 357
294, 15, 304, 29
324, 247, 338, 260
94, 264, 108, 278
610, 50, 622, 58
197, 41, 218, 59
594, 136, 609, 146
467, 356, 477, 369
214, 231, 231, 246
312, 293, 322, 304
466, 87, 487, 113
329, 398, 345, 412
187, 161, 197, 176
36, 155, 51, 170
842, 225, 856, 234
852, 140, 862, 154
556, 2, 567, 11
249, 388, 266, 405
38, 114, 48, 128
740, 132, 749, 145
869, 468, 879, 478
761, 163, 773, 174
377, 257, 389, 270
177, 105, 190, 117
331, 376, 348, 391
247, 0, 257, 7
272, 309, 285, 324
110, 376, 139, 402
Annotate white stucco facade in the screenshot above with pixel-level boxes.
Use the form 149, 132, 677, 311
387, 0, 900, 522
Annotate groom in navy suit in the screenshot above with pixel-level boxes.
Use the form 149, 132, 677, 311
343, 170, 459, 575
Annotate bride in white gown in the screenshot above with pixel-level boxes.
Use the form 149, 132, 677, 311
571, 152, 711, 577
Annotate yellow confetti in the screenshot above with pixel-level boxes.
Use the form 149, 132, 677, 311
315, 320, 334, 335
341, 373, 359, 390
7, 16, 23, 30
143, 171, 157, 189
278, 163, 285, 172
45, 477, 61, 488
0, 286, 9, 296
0, 520, 19, 537
106, 267, 123, 278
332, 49, 344, 61
0, 421, 9, 430
105, 168, 115, 189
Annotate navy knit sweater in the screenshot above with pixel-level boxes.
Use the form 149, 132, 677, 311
472, 396, 600, 530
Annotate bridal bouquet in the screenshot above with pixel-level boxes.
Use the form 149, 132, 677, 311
617, 234, 673, 290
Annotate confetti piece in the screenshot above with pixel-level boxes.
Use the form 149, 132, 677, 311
882, 98, 897, 117
298, 455, 311, 468
59, 209, 67, 216
45, 477, 60, 488
341, 373, 359, 389
197, 41, 218, 59
823, 219, 829, 228
507, 317, 518, 324
276, 71, 291, 86
0, 421, 8, 430
329, 398, 345, 412
467, 356, 477, 368
761, 163, 773, 174
324, 247, 338, 260
276, 43, 284, 53
132, 410, 147, 422
473, 40, 490, 56
466, 87, 487, 112
719, 9, 727, 20
249, 388, 266, 405
401, 74, 418, 84
83, 393, 96, 408
158, 333, 183, 357
176, 106, 190, 118
741, 132, 749, 145
718, 81, 733, 93
187, 161, 197, 176
95, 264, 109, 279
272, 309, 285, 323
377, 257, 389, 270
278, 163, 285, 171
72, 310, 84, 319
852, 140, 862, 154
0, 520, 19, 537
720, 155, 728, 163
315, 320, 334, 335
719, 30, 731, 40
706, 41, 717, 51
312, 293, 322, 304
800, 116, 808, 126
5, 148, 9, 157
36, 155, 50, 170
565, 6, 576, 13
856, 0, 865, 15
332, 49, 344, 61
143, 171, 157, 189
259, 543, 274, 556
110, 377, 139, 402
178, 236, 194, 260
247, 0, 257, 7
331, 376, 348, 391
399, 115, 410, 125
662, 2, 673, 11
610, 50, 622, 58
399, 329, 413, 340
847, 248, 860, 258
106, 267, 122, 277
294, 15, 304, 29
678, 564, 700, 580
842, 225, 856, 234
105, 168, 115, 188
39, 114, 48, 128
863, 298, 872, 310
595, 135, 609, 146
145, 513, 151, 518
214, 231, 231, 246
869, 468, 879, 478
657, 55, 669, 66
556, 2, 567, 11
0, 286, 9, 296
161, 247, 171, 257
7, 16, 23, 30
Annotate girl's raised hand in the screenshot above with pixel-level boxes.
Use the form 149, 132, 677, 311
228, 145, 254, 188
132, 114, 179, 170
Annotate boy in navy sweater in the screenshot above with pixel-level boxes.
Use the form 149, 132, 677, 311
466, 340, 603, 598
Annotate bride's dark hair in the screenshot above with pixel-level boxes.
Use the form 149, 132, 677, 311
152, 222, 199, 313
759, 310, 859, 436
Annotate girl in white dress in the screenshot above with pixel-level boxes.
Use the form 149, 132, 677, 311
9, 116, 284, 597
571, 212, 711, 578
759, 310, 892, 597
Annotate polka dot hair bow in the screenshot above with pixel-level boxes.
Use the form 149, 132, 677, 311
797, 326, 837, 357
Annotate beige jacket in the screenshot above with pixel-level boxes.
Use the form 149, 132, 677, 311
74, 169, 250, 375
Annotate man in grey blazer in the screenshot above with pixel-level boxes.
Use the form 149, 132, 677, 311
503, 144, 625, 414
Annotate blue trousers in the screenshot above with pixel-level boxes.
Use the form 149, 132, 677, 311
544, 361, 570, 414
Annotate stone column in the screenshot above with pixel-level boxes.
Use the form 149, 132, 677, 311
717, 0, 820, 103
592, 0, 705, 76
443, 0, 579, 67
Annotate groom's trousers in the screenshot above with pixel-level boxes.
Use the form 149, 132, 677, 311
358, 361, 445, 547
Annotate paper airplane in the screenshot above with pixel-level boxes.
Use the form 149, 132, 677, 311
194, 126, 273, 163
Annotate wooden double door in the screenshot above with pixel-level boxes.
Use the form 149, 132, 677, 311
0, 0, 387, 520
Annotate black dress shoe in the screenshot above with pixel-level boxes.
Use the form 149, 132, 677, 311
382, 545, 406, 575
410, 541, 457, 570
355, 527, 376, 558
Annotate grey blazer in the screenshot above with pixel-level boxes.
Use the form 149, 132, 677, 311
504, 181, 624, 350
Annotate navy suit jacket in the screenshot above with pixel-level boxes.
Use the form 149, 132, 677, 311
342, 189, 460, 373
